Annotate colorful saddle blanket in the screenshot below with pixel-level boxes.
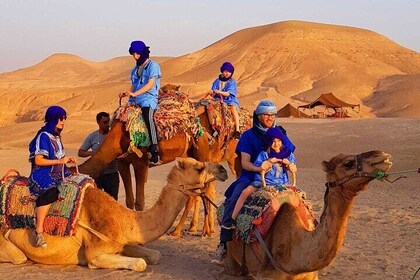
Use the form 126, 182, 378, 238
196, 99, 252, 141
217, 185, 317, 244
114, 90, 203, 148
0, 172, 95, 236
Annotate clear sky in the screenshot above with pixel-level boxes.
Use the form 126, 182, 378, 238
1, 0, 419, 73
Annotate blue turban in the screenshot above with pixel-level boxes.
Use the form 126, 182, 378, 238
29, 106, 67, 157
255, 100, 277, 115
263, 127, 295, 158
129, 41, 147, 55
220, 62, 234, 75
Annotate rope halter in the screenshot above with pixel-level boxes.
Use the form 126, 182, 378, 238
325, 153, 378, 189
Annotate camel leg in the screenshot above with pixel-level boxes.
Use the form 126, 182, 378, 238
169, 196, 195, 237
122, 244, 161, 265
223, 250, 242, 276
226, 157, 238, 178
88, 253, 147, 271
118, 159, 134, 209
188, 196, 200, 233
133, 156, 148, 211
201, 182, 216, 237
0, 233, 27, 264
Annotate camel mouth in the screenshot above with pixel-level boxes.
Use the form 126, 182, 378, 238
372, 154, 392, 171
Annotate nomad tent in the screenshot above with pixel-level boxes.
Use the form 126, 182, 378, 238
277, 103, 310, 118
297, 93, 360, 118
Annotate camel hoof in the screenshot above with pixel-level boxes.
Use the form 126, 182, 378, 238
188, 227, 197, 233
132, 258, 147, 272
169, 230, 181, 237
201, 232, 213, 238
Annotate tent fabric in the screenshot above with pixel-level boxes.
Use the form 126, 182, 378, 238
277, 104, 310, 118
297, 93, 360, 109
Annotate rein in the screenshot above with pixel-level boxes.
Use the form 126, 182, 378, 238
165, 183, 206, 197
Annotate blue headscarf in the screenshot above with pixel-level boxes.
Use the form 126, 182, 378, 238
252, 100, 277, 135
129, 41, 150, 67
263, 127, 292, 159
29, 106, 67, 155
219, 62, 235, 82
252, 101, 296, 153
220, 62, 234, 75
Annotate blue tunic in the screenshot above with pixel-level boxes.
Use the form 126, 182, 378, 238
211, 78, 240, 108
251, 151, 296, 188
129, 60, 162, 109
28, 131, 69, 195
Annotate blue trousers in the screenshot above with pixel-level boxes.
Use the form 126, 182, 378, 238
220, 177, 250, 242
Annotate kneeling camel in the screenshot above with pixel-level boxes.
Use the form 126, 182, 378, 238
0, 158, 228, 271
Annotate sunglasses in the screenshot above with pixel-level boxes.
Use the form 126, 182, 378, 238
59, 116, 67, 121
261, 113, 276, 118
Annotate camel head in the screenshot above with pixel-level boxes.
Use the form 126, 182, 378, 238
160, 84, 180, 93
168, 157, 228, 194
322, 150, 392, 193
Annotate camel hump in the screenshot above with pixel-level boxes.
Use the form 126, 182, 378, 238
196, 99, 252, 140
0, 173, 95, 237
1, 169, 21, 182
113, 89, 203, 148
217, 185, 317, 244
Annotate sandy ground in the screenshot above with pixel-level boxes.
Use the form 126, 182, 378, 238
0, 118, 419, 279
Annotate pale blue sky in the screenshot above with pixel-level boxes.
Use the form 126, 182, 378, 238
1, 0, 419, 73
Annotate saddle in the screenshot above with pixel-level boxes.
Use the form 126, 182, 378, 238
217, 185, 317, 244
196, 99, 252, 141
114, 90, 203, 148
0, 170, 95, 237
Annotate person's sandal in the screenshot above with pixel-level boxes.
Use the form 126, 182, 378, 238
35, 231, 48, 248
211, 242, 227, 265
149, 153, 162, 167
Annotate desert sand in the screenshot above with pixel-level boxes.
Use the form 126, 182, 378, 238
0, 20, 419, 279
0, 118, 419, 279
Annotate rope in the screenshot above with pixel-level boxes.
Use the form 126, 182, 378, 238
412, 267, 420, 280
62, 164, 79, 181
375, 169, 419, 183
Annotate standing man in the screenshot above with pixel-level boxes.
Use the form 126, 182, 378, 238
78, 112, 120, 200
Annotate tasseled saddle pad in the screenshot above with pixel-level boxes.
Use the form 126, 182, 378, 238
217, 185, 317, 244
113, 90, 203, 147
196, 99, 252, 140
0, 173, 95, 236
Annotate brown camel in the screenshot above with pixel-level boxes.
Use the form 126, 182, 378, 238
115, 85, 244, 237
223, 150, 392, 279
0, 157, 228, 271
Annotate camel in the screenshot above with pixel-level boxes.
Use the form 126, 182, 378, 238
0, 157, 228, 271
223, 150, 392, 279
114, 85, 244, 237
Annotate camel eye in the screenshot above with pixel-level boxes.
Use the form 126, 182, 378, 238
195, 166, 205, 173
343, 161, 355, 169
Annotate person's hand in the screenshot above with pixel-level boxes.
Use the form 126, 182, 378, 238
119, 91, 134, 98
261, 160, 272, 172
268, 157, 279, 164
68, 156, 77, 164
282, 158, 291, 166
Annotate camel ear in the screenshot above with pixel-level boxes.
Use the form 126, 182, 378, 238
322, 161, 335, 173
176, 85, 180, 91
175, 157, 185, 170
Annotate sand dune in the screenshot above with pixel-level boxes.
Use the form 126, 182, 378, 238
0, 20, 419, 126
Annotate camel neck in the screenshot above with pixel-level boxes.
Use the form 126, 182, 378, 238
79, 121, 126, 178
125, 185, 188, 244
273, 186, 359, 274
